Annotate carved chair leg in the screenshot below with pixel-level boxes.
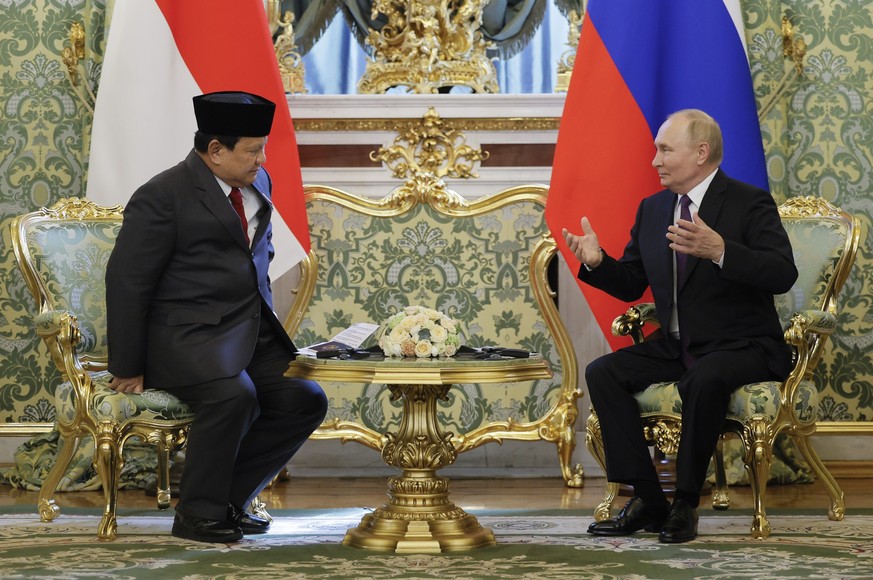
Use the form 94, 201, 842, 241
585, 412, 615, 521
153, 436, 173, 510
793, 433, 846, 521
93, 427, 122, 541
37, 431, 80, 523
556, 424, 584, 488
744, 433, 773, 539
711, 435, 730, 510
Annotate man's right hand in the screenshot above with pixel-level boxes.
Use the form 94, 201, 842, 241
109, 374, 144, 394
562, 217, 603, 269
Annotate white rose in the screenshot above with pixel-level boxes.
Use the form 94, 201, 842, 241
414, 340, 434, 358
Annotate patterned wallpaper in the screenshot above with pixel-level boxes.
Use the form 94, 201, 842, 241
0, 1, 870, 433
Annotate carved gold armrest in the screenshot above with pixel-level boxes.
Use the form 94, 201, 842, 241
611, 303, 659, 344
782, 309, 835, 400
35, 310, 82, 376
784, 309, 836, 345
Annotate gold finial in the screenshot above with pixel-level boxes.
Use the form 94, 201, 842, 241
61, 22, 94, 113
758, 14, 807, 121
62, 22, 85, 86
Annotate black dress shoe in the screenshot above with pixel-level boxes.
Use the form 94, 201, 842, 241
171, 512, 243, 543
228, 503, 271, 534
588, 497, 669, 536
659, 499, 699, 543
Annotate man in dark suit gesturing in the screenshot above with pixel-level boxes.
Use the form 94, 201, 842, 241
106, 91, 327, 543
562, 109, 797, 543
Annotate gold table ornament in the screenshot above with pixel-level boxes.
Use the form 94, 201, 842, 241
287, 354, 552, 552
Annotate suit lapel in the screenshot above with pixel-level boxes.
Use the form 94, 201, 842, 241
186, 151, 252, 250
249, 179, 272, 248
678, 169, 728, 289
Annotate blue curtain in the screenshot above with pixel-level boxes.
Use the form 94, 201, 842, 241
301, 0, 570, 94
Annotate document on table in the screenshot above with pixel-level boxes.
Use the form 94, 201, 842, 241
296, 322, 380, 357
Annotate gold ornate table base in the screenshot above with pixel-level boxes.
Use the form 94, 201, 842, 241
343, 383, 495, 552
286, 354, 553, 551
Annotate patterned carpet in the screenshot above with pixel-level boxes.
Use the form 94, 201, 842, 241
1, 508, 872, 579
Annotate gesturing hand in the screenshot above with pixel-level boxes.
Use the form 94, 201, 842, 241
667, 212, 725, 262
562, 217, 603, 269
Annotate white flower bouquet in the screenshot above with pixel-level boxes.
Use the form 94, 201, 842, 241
378, 305, 462, 358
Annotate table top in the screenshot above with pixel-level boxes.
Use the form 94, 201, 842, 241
286, 353, 552, 385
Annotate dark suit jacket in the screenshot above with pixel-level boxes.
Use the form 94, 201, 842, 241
579, 169, 798, 377
106, 150, 295, 388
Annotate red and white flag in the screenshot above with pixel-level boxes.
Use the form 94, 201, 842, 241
86, 0, 309, 274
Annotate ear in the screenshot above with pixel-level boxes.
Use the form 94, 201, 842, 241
696, 141, 711, 165
207, 139, 224, 164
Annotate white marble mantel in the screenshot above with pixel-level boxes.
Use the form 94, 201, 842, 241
287, 93, 567, 197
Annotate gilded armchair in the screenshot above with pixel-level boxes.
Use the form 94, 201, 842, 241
286, 172, 583, 486
586, 196, 860, 538
10, 198, 195, 540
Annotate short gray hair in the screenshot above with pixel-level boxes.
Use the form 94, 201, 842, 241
668, 109, 724, 165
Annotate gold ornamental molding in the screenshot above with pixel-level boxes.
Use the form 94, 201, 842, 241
357, 0, 499, 94
371, 107, 489, 179
293, 117, 561, 133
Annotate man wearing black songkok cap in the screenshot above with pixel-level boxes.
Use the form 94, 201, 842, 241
105, 91, 327, 543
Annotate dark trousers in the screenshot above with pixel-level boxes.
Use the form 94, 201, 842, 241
164, 323, 327, 521
585, 342, 780, 500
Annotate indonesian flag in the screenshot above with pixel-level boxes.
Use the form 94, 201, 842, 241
86, 0, 309, 275
547, 0, 767, 351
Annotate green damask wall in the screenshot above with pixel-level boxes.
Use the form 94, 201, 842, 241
0, 1, 871, 434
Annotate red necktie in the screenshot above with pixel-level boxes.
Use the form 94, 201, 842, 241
676, 195, 694, 368
229, 187, 250, 245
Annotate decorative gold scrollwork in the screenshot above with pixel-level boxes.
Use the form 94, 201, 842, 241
42, 197, 123, 220
778, 196, 843, 219
357, 0, 498, 93
381, 172, 468, 209
371, 107, 489, 180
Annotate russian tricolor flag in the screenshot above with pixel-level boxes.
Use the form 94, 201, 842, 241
547, 0, 766, 351
87, 0, 309, 275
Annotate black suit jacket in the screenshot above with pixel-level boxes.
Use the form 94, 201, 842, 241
106, 150, 295, 388
579, 169, 798, 377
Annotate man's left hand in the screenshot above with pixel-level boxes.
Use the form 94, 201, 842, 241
667, 212, 725, 262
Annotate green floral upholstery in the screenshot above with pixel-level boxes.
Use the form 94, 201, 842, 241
55, 371, 191, 424
586, 197, 858, 539
6, 198, 194, 540
636, 380, 818, 424
287, 174, 582, 485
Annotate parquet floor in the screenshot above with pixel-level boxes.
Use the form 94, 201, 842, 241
1, 474, 870, 513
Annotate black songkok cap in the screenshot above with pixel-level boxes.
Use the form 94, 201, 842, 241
192, 91, 276, 137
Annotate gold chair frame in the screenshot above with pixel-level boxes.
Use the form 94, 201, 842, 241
10, 198, 193, 540
285, 173, 584, 486
585, 196, 860, 538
